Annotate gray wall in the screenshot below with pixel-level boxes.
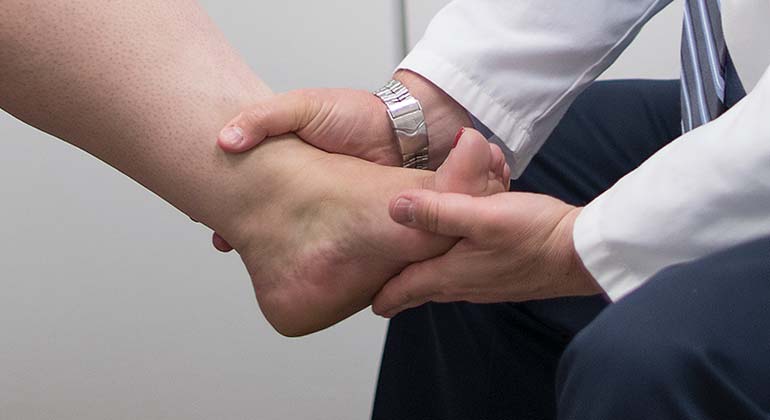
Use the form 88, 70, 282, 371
0, 2, 399, 420
1, 1, 767, 419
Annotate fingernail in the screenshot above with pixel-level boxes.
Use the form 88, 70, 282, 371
452, 127, 465, 148
391, 197, 415, 224
219, 126, 244, 146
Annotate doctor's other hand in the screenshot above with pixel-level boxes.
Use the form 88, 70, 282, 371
372, 191, 604, 318
216, 70, 471, 168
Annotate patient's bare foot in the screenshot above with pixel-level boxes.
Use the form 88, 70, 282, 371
231, 129, 508, 336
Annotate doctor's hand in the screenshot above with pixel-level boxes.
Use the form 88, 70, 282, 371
372, 191, 604, 318
209, 70, 471, 253
215, 70, 471, 168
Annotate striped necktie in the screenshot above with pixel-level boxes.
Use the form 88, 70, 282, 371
680, 0, 746, 133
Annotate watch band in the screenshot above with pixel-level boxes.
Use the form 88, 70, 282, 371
374, 80, 429, 169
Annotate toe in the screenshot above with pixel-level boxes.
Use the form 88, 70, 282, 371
489, 143, 506, 183
434, 128, 493, 195
503, 163, 512, 190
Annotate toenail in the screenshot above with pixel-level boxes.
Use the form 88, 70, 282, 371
452, 127, 465, 148
392, 198, 415, 224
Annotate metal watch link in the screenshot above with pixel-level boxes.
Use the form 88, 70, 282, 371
373, 80, 429, 169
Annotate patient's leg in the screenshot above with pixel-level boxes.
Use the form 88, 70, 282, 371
0, 0, 506, 335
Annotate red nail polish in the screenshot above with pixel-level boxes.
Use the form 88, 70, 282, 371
452, 127, 465, 148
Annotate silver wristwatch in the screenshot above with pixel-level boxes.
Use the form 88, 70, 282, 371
374, 80, 429, 169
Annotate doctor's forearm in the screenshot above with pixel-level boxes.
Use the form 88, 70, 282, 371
574, 67, 770, 300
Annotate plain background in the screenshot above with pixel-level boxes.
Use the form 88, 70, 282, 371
1, 1, 767, 419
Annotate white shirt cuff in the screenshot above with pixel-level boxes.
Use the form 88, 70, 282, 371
573, 199, 648, 302
398, 46, 538, 179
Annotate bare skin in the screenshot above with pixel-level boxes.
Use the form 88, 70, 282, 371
0, 0, 506, 335
243, 130, 507, 335
208, 70, 487, 252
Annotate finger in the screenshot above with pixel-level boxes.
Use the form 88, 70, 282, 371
372, 256, 449, 318
212, 232, 233, 252
390, 189, 482, 237
217, 90, 319, 153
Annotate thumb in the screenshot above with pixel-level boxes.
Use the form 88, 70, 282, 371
217, 90, 321, 153
390, 190, 481, 237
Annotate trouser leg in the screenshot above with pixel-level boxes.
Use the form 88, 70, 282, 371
557, 237, 770, 420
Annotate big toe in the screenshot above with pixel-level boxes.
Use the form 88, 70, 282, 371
434, 127, 505, 194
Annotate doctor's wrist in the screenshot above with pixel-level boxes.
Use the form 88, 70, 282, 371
394, 69, 472, 170
553, 207, 604, 297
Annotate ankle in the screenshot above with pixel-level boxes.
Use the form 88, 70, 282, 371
205, 137, 312, 251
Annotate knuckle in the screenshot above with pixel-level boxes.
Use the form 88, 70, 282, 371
290, 89, 323, 128
421, 197, 443, 233
293, 89, 322, 110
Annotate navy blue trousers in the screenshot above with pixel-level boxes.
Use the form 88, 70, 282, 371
372, 80, 770, 419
